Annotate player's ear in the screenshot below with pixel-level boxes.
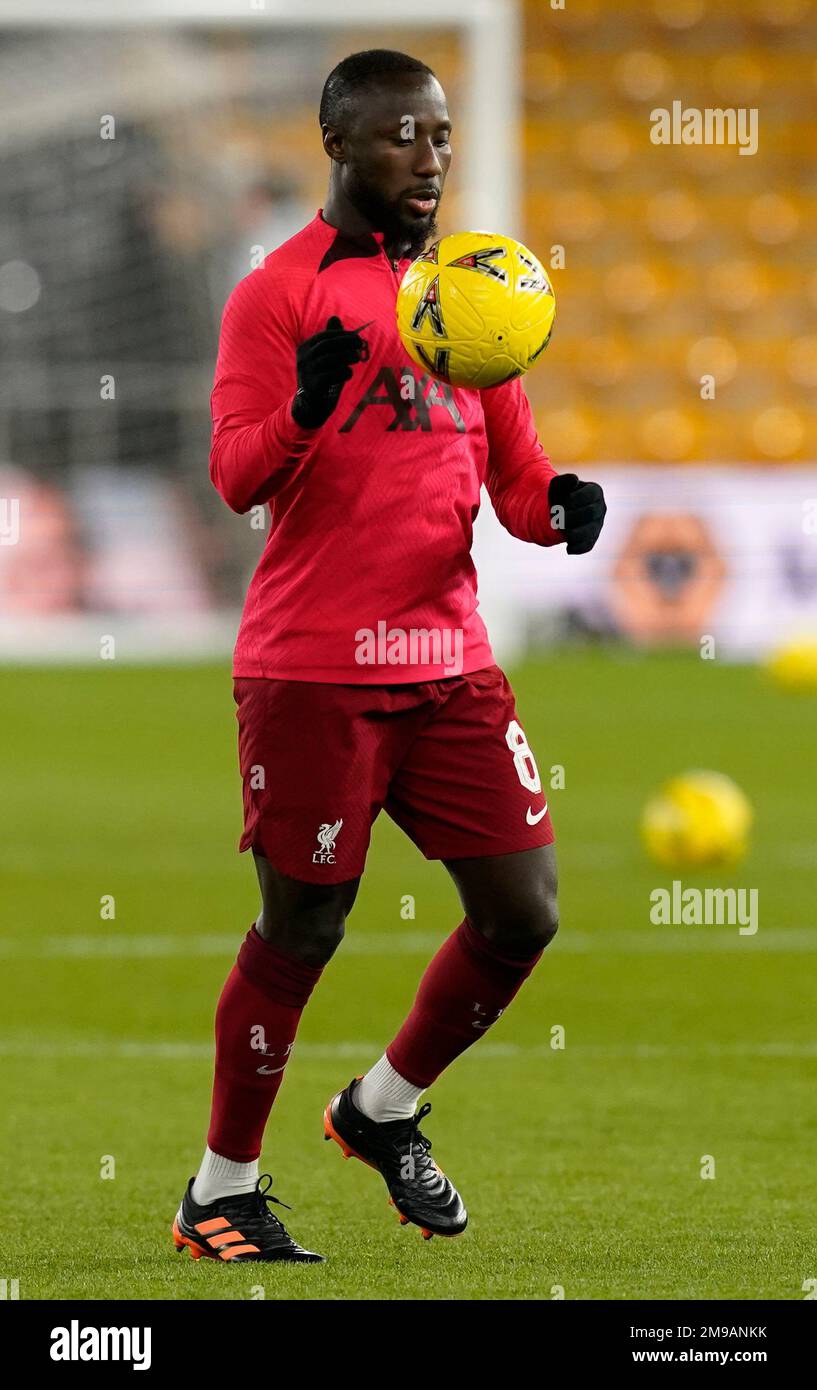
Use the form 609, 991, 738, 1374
321, 125, 345, 163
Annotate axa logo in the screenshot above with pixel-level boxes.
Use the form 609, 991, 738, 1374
338, 366, 466, 433
313, 818, 343, 864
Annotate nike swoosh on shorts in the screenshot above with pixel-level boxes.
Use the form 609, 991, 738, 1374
526, 803, 548, 825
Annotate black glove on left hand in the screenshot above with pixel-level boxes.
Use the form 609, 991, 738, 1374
547, 472, 607, 554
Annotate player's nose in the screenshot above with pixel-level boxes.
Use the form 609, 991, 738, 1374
412, 140, 445, 180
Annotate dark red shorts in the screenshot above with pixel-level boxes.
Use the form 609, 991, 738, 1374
233, 664, 554, 883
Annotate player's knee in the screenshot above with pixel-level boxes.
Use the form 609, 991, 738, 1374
512, 889, 558, 954
299, 912, 346, 967
472, 885, 558, 956
256, 900, 348, 967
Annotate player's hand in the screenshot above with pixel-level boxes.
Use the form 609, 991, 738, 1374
548, 472, 607, 554
291, 315, 366, 428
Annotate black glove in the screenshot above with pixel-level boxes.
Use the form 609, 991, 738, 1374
291, 315, 365, 428
548, 472, 607, 554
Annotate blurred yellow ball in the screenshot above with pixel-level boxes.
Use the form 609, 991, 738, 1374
765, 640, 817, 692
641, 771, 753, 869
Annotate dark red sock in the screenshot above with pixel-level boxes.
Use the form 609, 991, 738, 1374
386, 918, 543, 1089
207, 925, 323, 1162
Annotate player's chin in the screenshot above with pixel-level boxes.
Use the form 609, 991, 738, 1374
399, 208, 439, 248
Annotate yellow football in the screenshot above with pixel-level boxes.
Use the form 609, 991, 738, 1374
641, 770, 753, 869
765, 639, 817, 692
396, 230, 556, 389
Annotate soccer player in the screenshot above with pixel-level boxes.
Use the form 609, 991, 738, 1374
173, 49, 606, 1264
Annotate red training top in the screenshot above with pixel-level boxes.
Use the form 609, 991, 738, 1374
210, 208, 562, 683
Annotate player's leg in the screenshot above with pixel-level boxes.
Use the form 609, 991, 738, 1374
381, 844, 556, 1091
325, 666, 555, 1236
252, 849, 361, 963
324, 849, 554, 1240
345, 845, 555, 1122
362, 665, 556, 1101
199, 858, 360, 1199
176, 676, 430, 1260
444, 842, 558, 956
174, 864, 359, 1264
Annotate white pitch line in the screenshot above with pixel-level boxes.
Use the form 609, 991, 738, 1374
0, 928, 815, 959
1, 1039, 816, 1061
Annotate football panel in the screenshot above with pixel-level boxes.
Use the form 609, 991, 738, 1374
471, 354, 524, 389
440, 266, 517, 364
508, 245, 556, 333
510, 303, 557, 370
435, 272, 490, 342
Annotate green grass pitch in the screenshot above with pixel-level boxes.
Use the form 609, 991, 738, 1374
1, 650, 815, 1300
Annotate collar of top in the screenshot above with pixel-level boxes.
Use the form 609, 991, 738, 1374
317, 208, 385, 243
315, 208, 403, 274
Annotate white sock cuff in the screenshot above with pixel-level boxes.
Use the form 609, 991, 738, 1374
354, 1054, 425, 1123
191, 1147, 259, 1205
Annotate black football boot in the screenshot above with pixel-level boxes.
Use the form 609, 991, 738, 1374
172, 1173, 324, 1263
324, 1077, 467, 1240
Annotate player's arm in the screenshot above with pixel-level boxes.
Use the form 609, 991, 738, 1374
482, 377, 606, 554
209, 273, 362, 514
